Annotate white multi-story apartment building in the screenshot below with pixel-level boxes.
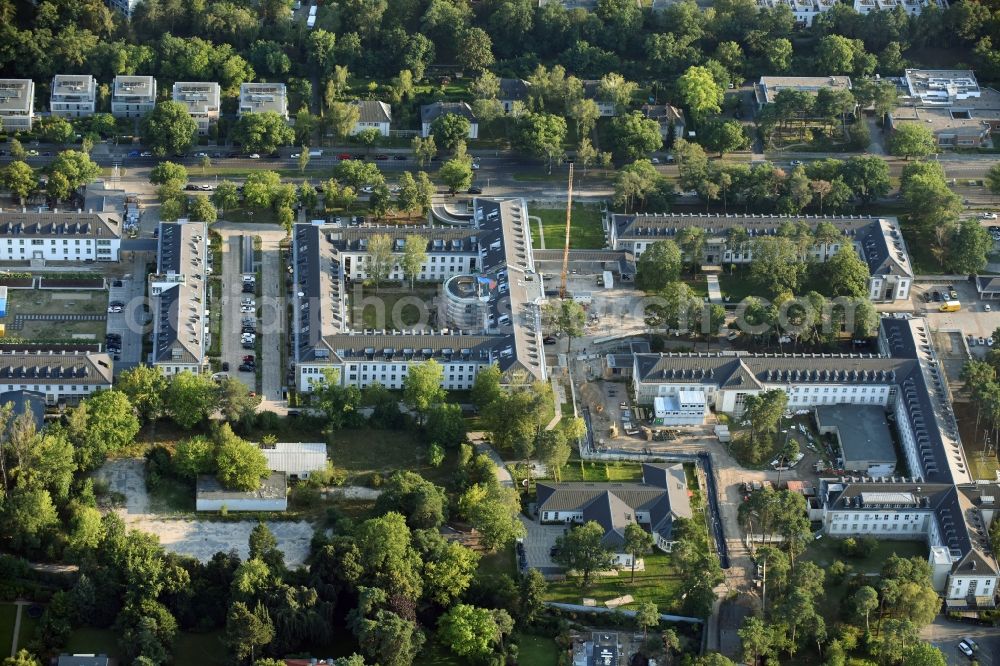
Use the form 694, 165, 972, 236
0, 210, 121, 262
754, 75, 853, 109
0, 79, 35, 132
239, 83, 288, 119
291, 199, 546, 393
105, 0, 143, 17
111, 75, 156, 118
0, 351, 113, 404
609, 213, 914, 303
50, 75, 96, 118
172, 82, 221, 136
855, 0, 949, 18
150, 220, 208, 375
351, 101, 392, 136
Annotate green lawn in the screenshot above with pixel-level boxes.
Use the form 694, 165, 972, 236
0, 604, 16, 657
414, 641, 462, 665
529, 205, 606, 250
64, 628, 121, 658
955, 401, 1000, 481
477, 543, 517, 579
545, 551, 683, 612
351, 284, 439, 329
147, 475, 196, 514
548, 458, 644, 483
16, 612, 38, 650
516, 633, 560, 665
717, 267, 757, 304
803, 537, 927, 574
327, 429, 455, 487
174, 631, 228, 666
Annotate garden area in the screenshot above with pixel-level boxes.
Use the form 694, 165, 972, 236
529, 204, 606, 250
544, 551, 684, 613
5, 287, 109, 341
349, 283, 440, 329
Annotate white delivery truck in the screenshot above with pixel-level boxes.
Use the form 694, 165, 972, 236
602, 270, 614, 290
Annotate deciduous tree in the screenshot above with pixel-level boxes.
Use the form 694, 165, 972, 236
141, 101, 198, 157
553, 520, 614, 586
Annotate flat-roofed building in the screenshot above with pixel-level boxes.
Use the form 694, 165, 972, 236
0, 351, 113, 404
150, 220, 208, 375
854, 0, 947, 16
0, 79, 35, 131
259, 442, 327, 479
755, 75, 852, 108
50, 75, 96, 118
904, 69, 979, 105
0, 209, 121, 262
239, 83, 288, 118
196, 473, 287, 512
815, 404, 896, 476
757, 0, 839, 26
172, 82, 221, 135
111, 75, 156, 118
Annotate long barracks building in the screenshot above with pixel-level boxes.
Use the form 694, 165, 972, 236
290, 198, 547, 392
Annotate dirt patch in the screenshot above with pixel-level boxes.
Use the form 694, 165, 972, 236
95, 458, 314, 567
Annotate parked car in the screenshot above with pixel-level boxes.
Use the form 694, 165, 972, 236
467, 186, 483, 194
222, 362, 230, 371
374, 154, 389, 160
393, 154, 407, 160
958, 642, 973, 658
290, 152, 301, 158
543, 335, 557, 345
239, 364, 255, 372
140, 151, 152, 157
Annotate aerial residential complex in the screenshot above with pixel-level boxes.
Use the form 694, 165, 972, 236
0, 351, 113, 404
0, 210, 122, 262
149, 220, 209, 376
239, 82, 288, 119
0, 79, 35, 131
609, 213, 914, 302
290, 198, 546, 393
755, 0, 946, 26
50, 75, 97, 118
172, 82, 222, 135
111, 75, 156, 119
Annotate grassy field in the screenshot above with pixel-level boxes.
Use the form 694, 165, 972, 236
64, 628, 121, 658
6, 288, 108, 340
477, 543, 517, 579
803, 537, 927, 574
545, 551, 683, 612
717, 268, 757, 304
0, 604, 16, 657
64, 628, 228, 665
327, 429, 454, 486
351, 284, 439, 329
529, 205, 606, 250
16, 612, 38, 649
516, 633, 561, 665
147, 475, 196, 514
953, 401, 999, 481
549, 458, 645, 483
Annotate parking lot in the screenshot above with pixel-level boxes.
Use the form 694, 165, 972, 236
922, 616, 997, 665
220, 234, 257, 391
521, 519, 568, 576
105, 269, 149, 373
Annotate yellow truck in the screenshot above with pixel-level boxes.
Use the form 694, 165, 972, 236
940, 300, 962, 312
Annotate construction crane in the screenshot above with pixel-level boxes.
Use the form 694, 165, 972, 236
559, 163, 574, 299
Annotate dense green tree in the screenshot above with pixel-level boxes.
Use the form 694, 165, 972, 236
214, 425, 269, 492
826, 245, 871, 297
611, 112, 663, 161
225, 601, 274, 665
351, 609, 424, 666
233, 112, 294, 155
70, 390, 140, 470
430, 114, 471, 152
553, 521, 614, 586
172, 435, 216, 479
677, 66, 724, 122
948, 219, 992, 274
636, 240, 683, 291
888, 123, 937, 160
217, 377, 261, 424
3, 161, 35, 204
150, 162, 188, 189
458, 482, 525, 551
424, 403, 466, 450
623, 522, 654, 583
750, 237, 805, 297
403, 359, 446, 421
354, 512, 424, 601
700, 119, 749, 157
163, 371, 219, 429
543, 299, 586, 352
437, 604, 498, 660
439, 156, 473, 194
374, 471, 448, 529
515, 112, 567, 172
841, 155, 890, 203
141, 101, 198, 157
1, 487, 59, 552
49, 150, 100, 192
212, 181, 241, 213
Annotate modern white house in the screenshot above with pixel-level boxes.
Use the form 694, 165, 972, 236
0, 351, 113, 405
351, 100, 392, 136
50, 75, 96, 118
853, 0, 948, 17
420, 102, 478, 138
537, 463, 692, 561
172, 82, 221, 135
609, 213, 913, 303
111, 76, 156, 119
755, 0, 839, 26
196, 473, 288, 512
290, 199, 547, 392
0, 79, 35, 131
149, 220, 208, 375
0, 210, 122, 262
239, 83, 288, 119
653, 391, 707, 425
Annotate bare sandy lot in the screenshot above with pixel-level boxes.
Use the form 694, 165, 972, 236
95, 459, 314, 567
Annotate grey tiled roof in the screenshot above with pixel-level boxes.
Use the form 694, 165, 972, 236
421, 101, 477, 124
0, 211, 121, 238
353, 100, 391, 123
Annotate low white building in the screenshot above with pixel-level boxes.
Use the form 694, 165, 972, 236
111, 76, 156, 119
582, 80, 617, 117
239, 83, 288, 119
904, 69, 980, 105
0, 79, 35, 131
196, 473, 287, 512
653, 390, 707, 425
172, 82, 221, 136
351, 100, 392, 136
259, 442, 327, 479
0, 210, 121, 262
854, 0, 949, 17
0, 351, 113, 405
420, 102, 478, 139
754, 75, 853, 109
50, 75, 96, 118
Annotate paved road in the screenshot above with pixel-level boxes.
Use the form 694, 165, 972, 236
220, 233, 253, 391
106, 255, 152, 373
921, 616, 998, 665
